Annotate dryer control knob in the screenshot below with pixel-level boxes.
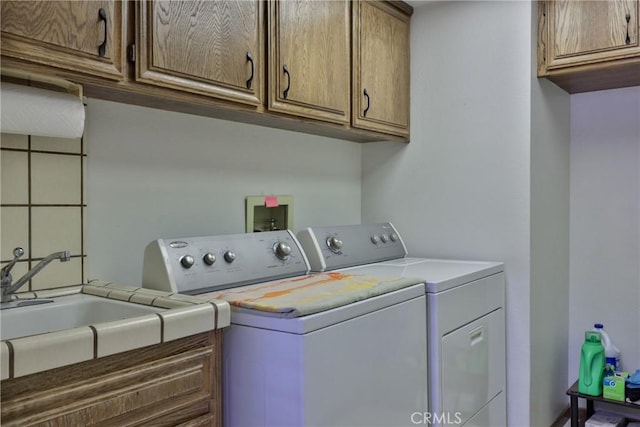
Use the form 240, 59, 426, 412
180, 255, 195, 269
381, 234, 389, 243
326, 236, 343, 253
224, 250, 236, 263
203, 253, 216, 266
273, 242, 292, 260
390, 233, 399, 242
371, 235, 380, 244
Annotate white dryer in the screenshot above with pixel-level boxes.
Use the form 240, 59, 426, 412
142, 230, 429, 427
297, 223, 506, 427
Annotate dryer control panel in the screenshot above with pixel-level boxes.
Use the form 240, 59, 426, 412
297, 223, 407, 272
143, 230, 310, 294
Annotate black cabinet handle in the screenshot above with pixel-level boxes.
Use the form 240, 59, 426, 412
283, 65, 290, 99
626, 13, 631, 45
98, 8, 107, 57
246, 52, 254, 89
363, 89, 370, 117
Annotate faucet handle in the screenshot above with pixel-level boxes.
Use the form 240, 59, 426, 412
1, 247, 24, 278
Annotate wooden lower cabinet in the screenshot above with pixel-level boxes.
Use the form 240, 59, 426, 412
0, 331, 222, 427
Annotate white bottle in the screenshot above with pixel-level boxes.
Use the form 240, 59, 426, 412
594, 323, 621, 373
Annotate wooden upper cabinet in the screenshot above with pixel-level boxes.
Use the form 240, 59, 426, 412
0, 0, 413, 142
137, 0, 264, 107
268, 0, 350, 124
538, 0, 640, 93
0, 1, 125, 80
544, 0, 639, 68
352, 1, 411, 139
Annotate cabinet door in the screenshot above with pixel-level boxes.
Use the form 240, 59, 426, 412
0, 1, 125, 80
352, 1, 410, 139
137, 0, 264, 107
0, 333, 221, 426
269, 0, 350, 124
544, 0, 640, 69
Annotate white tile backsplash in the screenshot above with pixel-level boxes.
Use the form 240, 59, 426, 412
1, 206, 29, 261
31, 153, 82, 204
0, 133, 86, 291
2, 262, 29, 290
1, 150, 29, 204
30, 257, 83, 290
31, 136, 81, 154
31, 207, 82, 257
0, 133, 28, 149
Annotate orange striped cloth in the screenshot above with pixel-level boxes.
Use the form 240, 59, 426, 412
211, 272, 424, 318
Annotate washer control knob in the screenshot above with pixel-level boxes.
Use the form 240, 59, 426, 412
371, 235, 380, 244
273, 242, 292, 260
224, 250, 236, 263
203, 253, 216, 266
180, 255, 195, 269
326, 236, 343, 253
381, 234, 389, 243
390, 233, 399, 242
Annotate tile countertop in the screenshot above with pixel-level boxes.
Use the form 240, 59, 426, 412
0, 280, 230, 380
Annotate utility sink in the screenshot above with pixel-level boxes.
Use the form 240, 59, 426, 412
1, 293, 165, 340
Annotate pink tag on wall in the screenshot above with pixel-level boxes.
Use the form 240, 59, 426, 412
265, 196, 279, 208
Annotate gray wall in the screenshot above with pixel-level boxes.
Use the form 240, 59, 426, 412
362, 1, 534, 423
85, 99, 362, 284
530, 76, 571, 425
569, 87, 640, 381
364, 3, 638, 425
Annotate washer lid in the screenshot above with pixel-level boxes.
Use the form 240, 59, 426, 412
202, 282, 425, 334
208, 272, 424, 318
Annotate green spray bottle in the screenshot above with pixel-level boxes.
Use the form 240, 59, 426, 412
578, 331, 605, 396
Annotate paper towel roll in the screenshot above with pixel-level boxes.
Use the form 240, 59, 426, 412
1, 82, 85, 139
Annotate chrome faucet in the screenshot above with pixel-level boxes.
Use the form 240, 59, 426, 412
1, 247, 71, 303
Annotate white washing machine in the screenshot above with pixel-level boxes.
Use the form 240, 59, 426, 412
297, 223, 506, 427
142, 230, 428, 427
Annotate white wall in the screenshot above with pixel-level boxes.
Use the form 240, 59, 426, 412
85, 99, 362, 284
530, 75, 571, 426
362, 1, 533, 424
569, 87, 640, 381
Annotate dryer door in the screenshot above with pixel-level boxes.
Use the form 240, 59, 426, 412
440, 308, 505, 425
